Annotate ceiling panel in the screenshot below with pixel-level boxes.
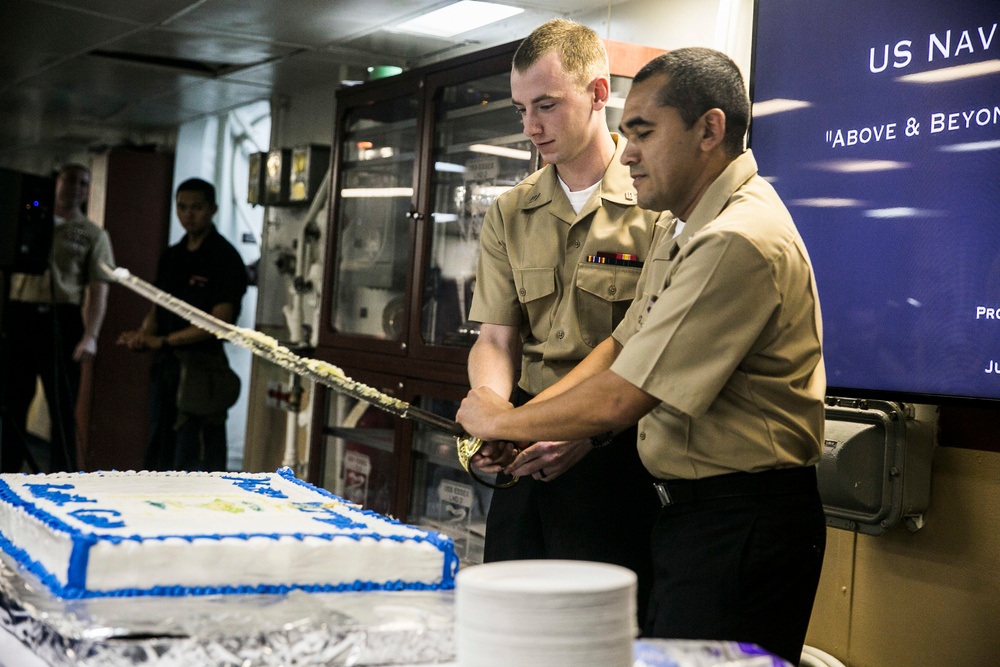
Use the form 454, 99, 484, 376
340, 31, 466, 62
99, 27, 300, 68
163, 0, 444, 48
225, 51, 370, 95
15, 57, 205, 114
0, 0, 627, 171
36, 0, 202, 25
144, 77, 272, 118
0, 1, 138, 83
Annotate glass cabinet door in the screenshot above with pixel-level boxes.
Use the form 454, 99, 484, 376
408, 395, 492, 565
321, 385, 398, 516
331, 94, 419, 342
420, 72, 534, 348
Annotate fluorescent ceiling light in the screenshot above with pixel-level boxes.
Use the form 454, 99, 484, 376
393, 1, 523, 38
897, 59, 1000, 83
470, 143, 532, 161
341, 187, 414, 198
752, 98, 812, 117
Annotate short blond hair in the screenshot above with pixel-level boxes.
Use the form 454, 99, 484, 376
513, 19, 609, 89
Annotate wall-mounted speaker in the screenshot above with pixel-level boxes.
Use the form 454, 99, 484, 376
0, 169, 53, 275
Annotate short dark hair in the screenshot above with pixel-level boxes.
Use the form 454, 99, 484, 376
176, 177, 216, 205
513, 19, 609, 89
634, 48, 749, 156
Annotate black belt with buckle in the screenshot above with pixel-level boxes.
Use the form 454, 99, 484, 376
653, 466, 817, 507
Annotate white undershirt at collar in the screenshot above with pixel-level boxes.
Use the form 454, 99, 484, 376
557, 175, 601, 215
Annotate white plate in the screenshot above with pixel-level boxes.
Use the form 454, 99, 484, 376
456, 559, 637, 594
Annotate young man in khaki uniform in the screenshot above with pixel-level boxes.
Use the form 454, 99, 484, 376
459, 48, 827, 665
467, 19, 661, 626
3, 164, 114, 473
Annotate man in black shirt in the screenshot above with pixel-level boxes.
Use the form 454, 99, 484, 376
118, 178, 247, 471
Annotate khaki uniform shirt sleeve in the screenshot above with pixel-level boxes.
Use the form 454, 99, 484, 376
613, 231, 780, 417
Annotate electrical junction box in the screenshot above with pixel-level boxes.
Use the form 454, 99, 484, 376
247, 152, 267, 206
818, 398, 935, 536
0, 169, 53, 274
289, 144, 331, 203
264, 148, 291, 205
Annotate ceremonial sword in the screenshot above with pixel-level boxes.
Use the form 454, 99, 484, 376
102, 263, 515, 489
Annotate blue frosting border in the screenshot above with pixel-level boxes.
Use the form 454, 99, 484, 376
276, 467, 460, 587
0, 469, 458, 599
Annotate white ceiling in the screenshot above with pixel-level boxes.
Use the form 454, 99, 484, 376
1, 0, 624, 171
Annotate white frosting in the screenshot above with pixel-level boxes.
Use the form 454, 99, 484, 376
0, 469, 456, 598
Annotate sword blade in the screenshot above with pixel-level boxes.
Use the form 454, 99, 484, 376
103, 263, 464, 436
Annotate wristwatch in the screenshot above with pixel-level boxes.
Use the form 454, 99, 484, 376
589, 431, 615, 449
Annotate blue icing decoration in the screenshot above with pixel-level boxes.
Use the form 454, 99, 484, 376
0, 470, 459, 599
0, 526, 456, 599
69, 508, 125, 529
276, 467, 459, 587
221, 474, 287, 498
67, 539, 91, 589
26, 483, 95, 506
292, 501, 367, 529
310, 514, 367, 530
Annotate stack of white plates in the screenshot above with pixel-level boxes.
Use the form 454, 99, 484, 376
455, 560, 637, 667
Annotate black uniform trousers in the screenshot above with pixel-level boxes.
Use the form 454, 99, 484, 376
1, 302, 82, 473
645, 465, 827, 665
144, 350, 228, 472
483, 387, 661, 633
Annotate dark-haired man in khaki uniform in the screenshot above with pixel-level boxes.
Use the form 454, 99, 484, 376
459, 47, 826, 665
467, 19, 661, 627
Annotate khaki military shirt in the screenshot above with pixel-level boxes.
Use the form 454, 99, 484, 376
470, 135, 660, 395
9, 210, 115, 306
611, 150, 825, 479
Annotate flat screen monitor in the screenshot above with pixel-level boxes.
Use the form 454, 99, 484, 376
749, 0, 1000, 404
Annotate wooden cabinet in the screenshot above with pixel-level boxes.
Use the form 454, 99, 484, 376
310, 42, 528, 527
77, 149, 174, 471
317, 42, 528, 374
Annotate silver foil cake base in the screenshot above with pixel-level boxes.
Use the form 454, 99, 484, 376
0, 553, 455, 666
2, 553, 794, 667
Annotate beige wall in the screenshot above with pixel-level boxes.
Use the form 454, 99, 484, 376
807, 443, 1000, 666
